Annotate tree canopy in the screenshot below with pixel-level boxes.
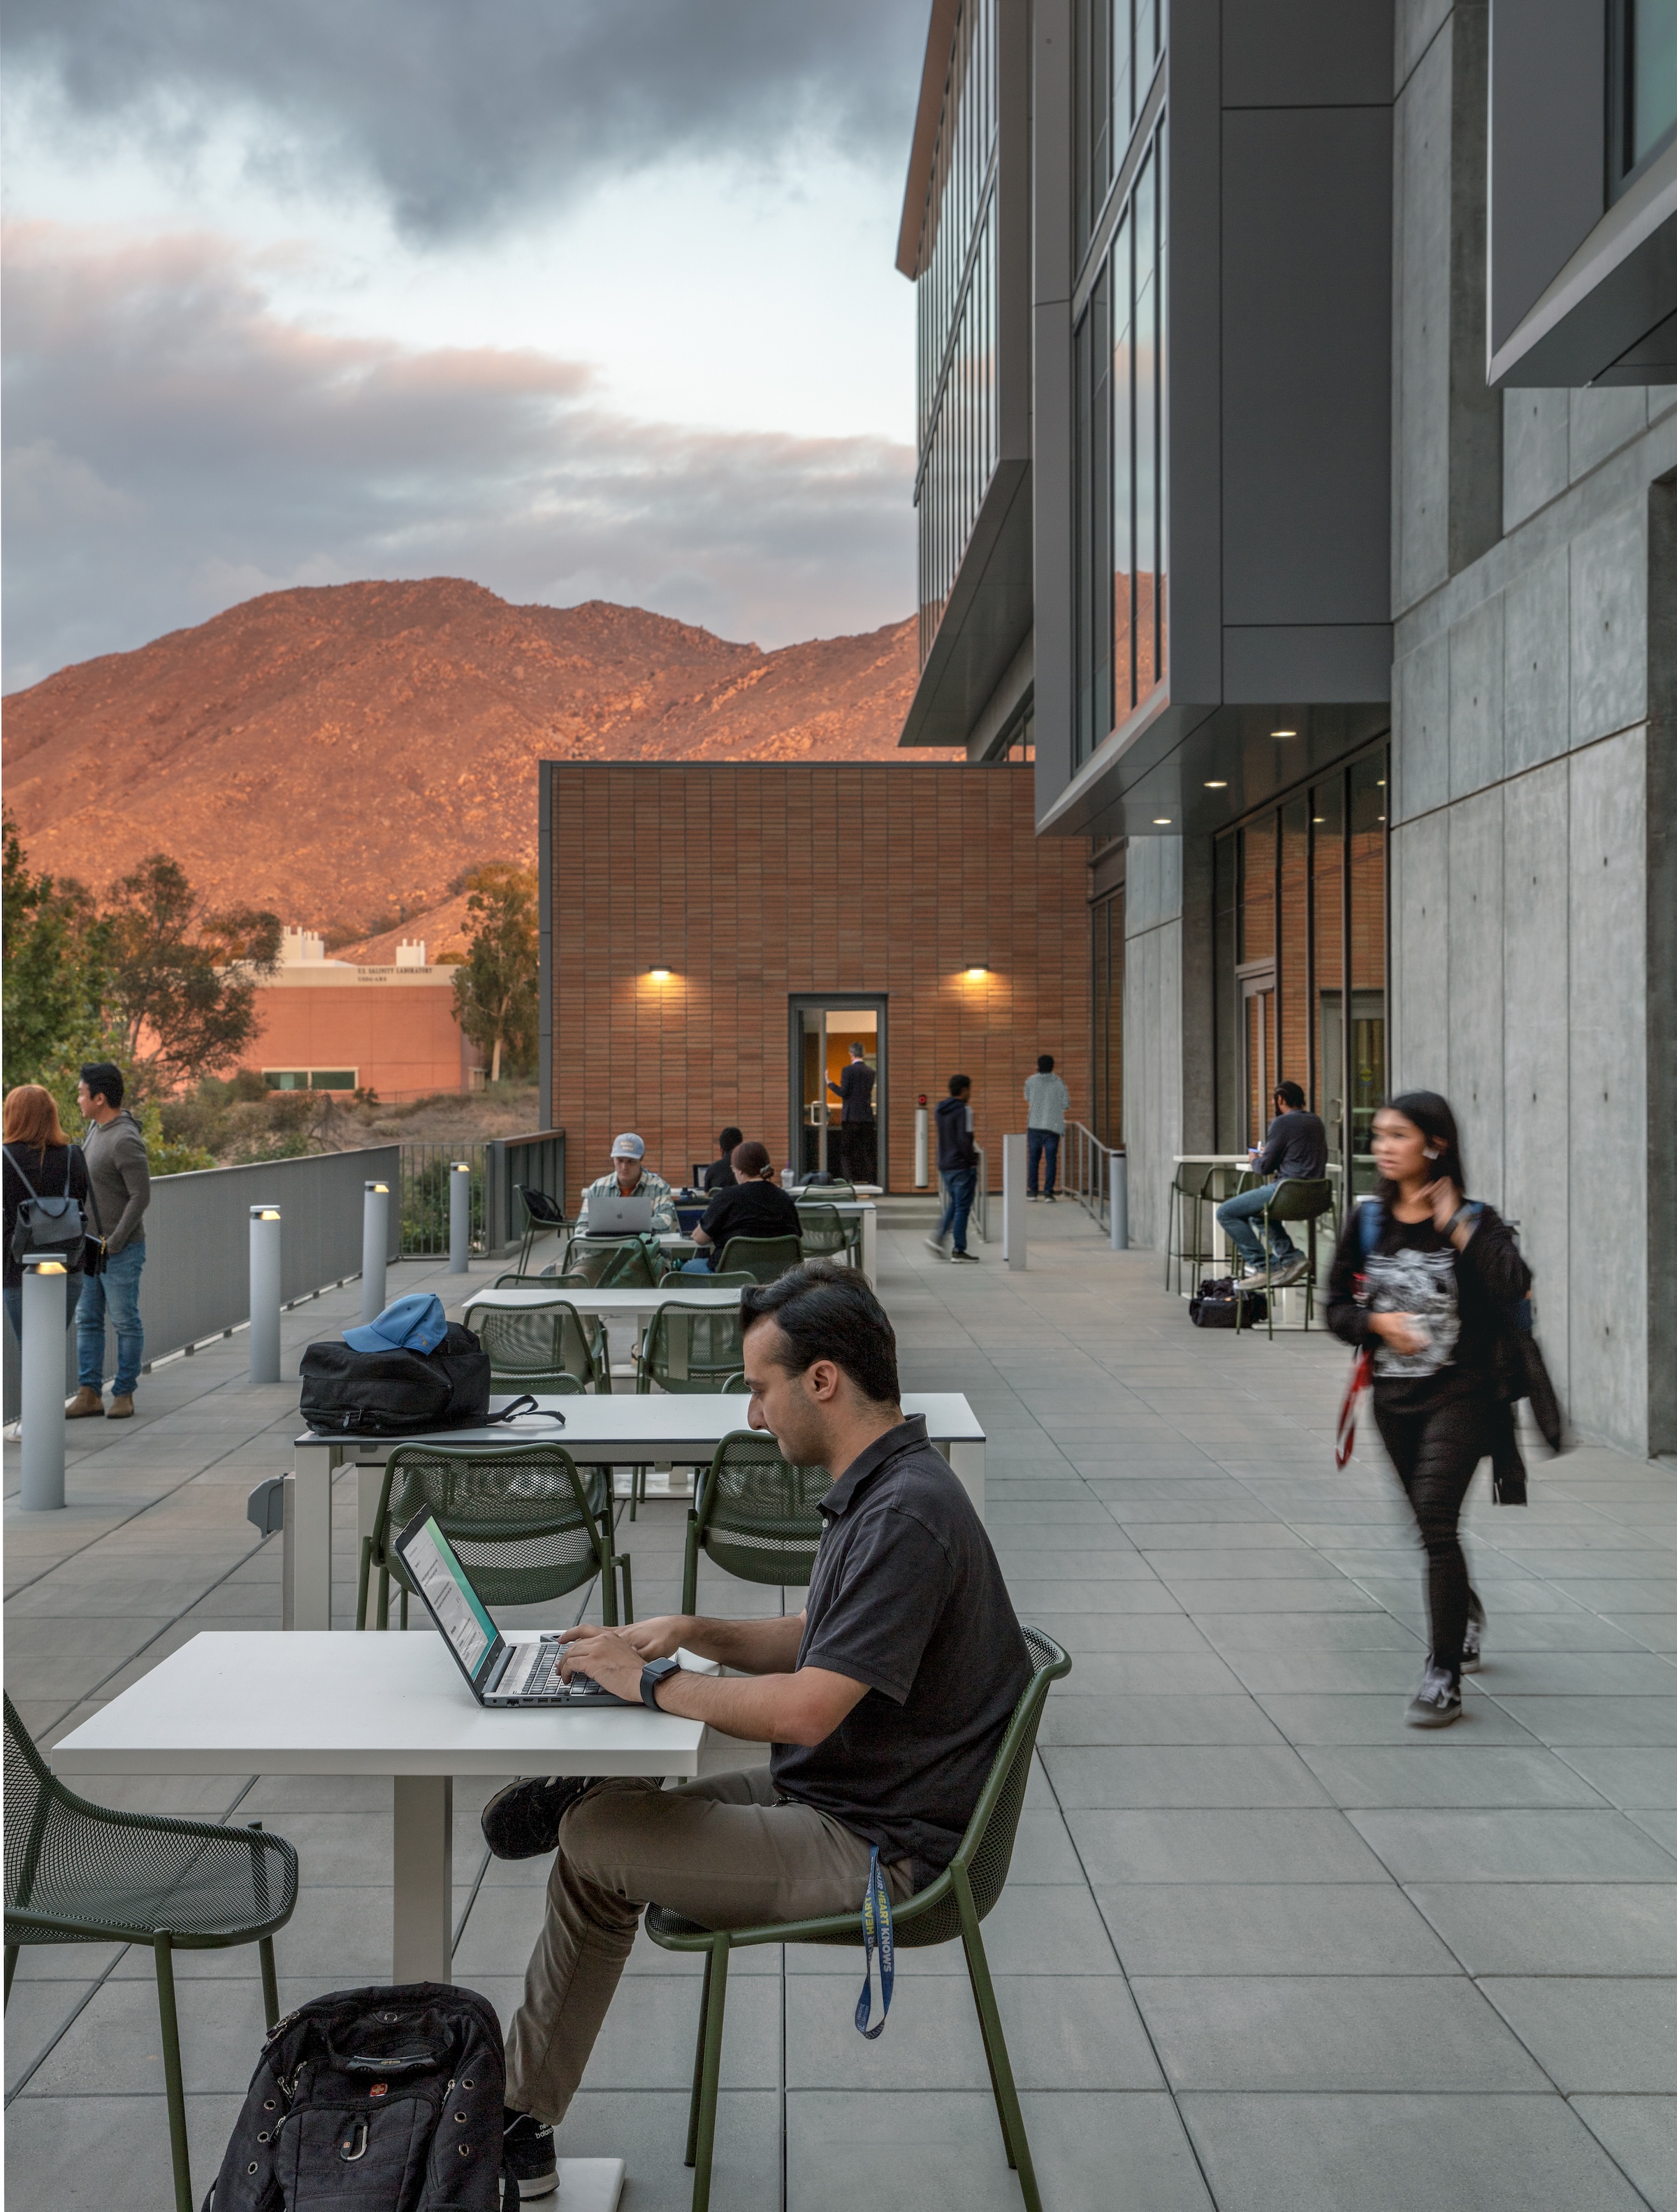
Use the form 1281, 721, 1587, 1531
450, 862, 538, 1084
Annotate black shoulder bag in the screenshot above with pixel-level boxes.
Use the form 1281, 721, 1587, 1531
5, 1144, 88, 1271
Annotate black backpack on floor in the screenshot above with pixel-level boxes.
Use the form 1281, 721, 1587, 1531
1189, 1275, 1268, 1328
298, 1324, 493, 1437
205, 1982, 511, 2210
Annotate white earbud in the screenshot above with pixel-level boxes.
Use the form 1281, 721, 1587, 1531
1423, 1148, 1439, 1161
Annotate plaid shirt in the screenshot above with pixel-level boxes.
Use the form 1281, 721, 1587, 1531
574, 1167, 678, 1235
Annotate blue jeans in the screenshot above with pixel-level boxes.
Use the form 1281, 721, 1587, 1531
1215, 1184, 1296, 1268
1026, 1129, 1061, 1196
678, 1255, 713, 1275
4, 1272, 85, 1345
77, 1239, 145, 1396
936, 1167, 978, 1255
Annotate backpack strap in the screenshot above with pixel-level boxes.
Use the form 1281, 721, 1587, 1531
2, 1144, 40, 1202
1356, 1198, 1383, 1259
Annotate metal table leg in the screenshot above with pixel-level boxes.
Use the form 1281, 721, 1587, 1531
860, 1207, 878, 1287
943, 1438, 986, 1522
392, 1774, 453, 1983
286, 1442, 340, 1631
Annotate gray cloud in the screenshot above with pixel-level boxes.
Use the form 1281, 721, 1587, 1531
1, 224, 915, 688
5, 1, 925, 238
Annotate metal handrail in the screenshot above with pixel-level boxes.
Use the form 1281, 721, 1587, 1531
1063, 1122, 1128, 1247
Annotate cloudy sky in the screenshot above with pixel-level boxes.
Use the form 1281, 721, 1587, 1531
2, 2, 927, 691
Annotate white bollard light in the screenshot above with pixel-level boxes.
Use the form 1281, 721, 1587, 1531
449, 1162, 472, 1274
914, 1099, 929, 1187
20, 1257, 68, 1511
249, 1205, 282, 1385
361, 1181, 391, 1324
1110, 1152, 1128, 1250
1002, 1132, 1028, 1273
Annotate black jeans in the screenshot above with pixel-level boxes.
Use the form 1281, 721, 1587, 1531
1372, 1387, 1488, 1680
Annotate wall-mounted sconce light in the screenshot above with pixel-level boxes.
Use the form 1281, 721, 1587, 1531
648, 967, 672, 981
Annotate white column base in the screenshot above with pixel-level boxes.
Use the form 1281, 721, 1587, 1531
555, 2157, 625, 2211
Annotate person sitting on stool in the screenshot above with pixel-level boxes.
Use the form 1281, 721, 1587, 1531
1216, 1082, 1327, 1287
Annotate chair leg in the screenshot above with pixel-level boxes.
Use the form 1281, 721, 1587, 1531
681, 1518, 699, 1617
599, 1545, 618, 1628
688, 1934, 730, 2212
356, 1535, 374, 1631
616, 1554, 634, 1625
258, 1935, 280, 2030
376, 1563, 391, 1631
3, 1944, 17, 2007
955, 1881, 1040, 2211
153, 1935, 194, 2212
684, 1946, 715, 2167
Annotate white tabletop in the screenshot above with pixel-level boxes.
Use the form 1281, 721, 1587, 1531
296, 1391, 984, 1456
465, 1285, 739, 1317
50, 1632, 706, 1780
1174, 1155, 1254, 1166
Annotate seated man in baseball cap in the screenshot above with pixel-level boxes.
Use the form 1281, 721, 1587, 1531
573, 1132, 678, 1235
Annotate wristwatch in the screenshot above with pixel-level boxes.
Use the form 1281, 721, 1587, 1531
640, 1656, 681, 1711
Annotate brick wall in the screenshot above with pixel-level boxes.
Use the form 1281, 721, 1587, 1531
546, 762, 1089, 1202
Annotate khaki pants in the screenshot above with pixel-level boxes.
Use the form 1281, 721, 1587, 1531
504, 1769, 913, 2123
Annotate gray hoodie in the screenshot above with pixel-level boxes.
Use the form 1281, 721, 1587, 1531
82, 1111, 151, 1253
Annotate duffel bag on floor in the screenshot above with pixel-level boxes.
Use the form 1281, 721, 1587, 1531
1189, 1275, 1267, 1328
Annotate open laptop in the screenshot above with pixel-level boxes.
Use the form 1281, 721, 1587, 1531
393, 1508, 632, 1707
585, 1192, 655, 1236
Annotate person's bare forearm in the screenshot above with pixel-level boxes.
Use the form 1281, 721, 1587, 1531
654, 1668, 811, 1743
678, 1614, 804, 1674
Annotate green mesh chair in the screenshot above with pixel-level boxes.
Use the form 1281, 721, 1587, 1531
720, 1372, 748, 1392
4, 1693, 298, 2212
512, 1185, 567, 1276
713, 1234, 803, 1284
637, 1303, 746, 1394
493, 1269, 590, 1292
1234, 1175, 1338, 1338
680, 1429, 831, 1612
660, 1266, 754, 1289
477, 1299, 611, 1395
795, 1203, 861, 1266
356, 1441, 631, 1631
646, 1628, 1071, 2212
799, 1178, 857, 1201
561, 1234, 634, 1285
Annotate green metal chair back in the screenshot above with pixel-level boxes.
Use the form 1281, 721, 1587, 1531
477, 1299, 609, 1394
713, 1234, 803, 1283
562, 1234, 631, 1284
644, 1628, 1071, 2212
720, 1371, 748, 1392
599, 1235, 664, 1288
493, 1269, 590, 1291
662, 1267, 754, 1288
5, 1693, 299, 2212
359, 1442, 627, 1628
1262, 1174, 1335, 1225
801, 1178, 857, 1200
794, 1203, 858, 1262
638, 1303, 746, 1394
680, 1429, 831, 1611
514, 1185, 567, 1275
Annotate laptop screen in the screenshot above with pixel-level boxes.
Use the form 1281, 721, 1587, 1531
400, 1516, 499, 1681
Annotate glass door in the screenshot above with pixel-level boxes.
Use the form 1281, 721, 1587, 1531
1238, 963, 1276, 1149
788, 997, 885, 1187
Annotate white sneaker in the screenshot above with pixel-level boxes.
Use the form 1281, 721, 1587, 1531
923, 1236, 948, 1258
2, 1420, 20, 1443
1404, 1664, 1462, 1728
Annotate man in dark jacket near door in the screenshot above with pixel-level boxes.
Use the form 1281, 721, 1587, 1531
925, 1076, 980, 1264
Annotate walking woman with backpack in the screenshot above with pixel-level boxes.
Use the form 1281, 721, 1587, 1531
1326, 1092, 1530, 1728
3, 1084, 90, 1345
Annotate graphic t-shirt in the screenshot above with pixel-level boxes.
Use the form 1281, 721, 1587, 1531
1365, 1243, 1460, 1378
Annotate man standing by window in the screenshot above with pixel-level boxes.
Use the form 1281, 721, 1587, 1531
67, 1062, 150, 1421
1022, 1055, 1070, 1202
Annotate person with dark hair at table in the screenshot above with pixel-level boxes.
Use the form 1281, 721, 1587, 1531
681, 1140, 801, 1271
484, 1261, 1030, 2196
701, 1127, 745, 1192
1215, 1080, 1327, 1287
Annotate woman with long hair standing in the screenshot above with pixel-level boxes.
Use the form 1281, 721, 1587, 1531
1327, 1092, 1529, 1727
3, 1083, 91, 1345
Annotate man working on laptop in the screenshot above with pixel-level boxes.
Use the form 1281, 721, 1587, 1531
572, 1132, 678, 1236
488, 1262, 1031, 2197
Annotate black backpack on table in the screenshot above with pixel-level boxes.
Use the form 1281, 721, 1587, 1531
205, 1981, 511, 2209
298, 1324, 494, 1438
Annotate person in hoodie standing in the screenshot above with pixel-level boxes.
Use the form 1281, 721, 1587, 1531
925, 1075, 981, 1264
67, 1062, 150, 1421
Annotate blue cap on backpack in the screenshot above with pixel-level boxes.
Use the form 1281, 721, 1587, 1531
344, 1292, 448, 1355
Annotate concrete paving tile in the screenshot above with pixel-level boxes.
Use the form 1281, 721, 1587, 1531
1005, 1577, 1188, 1613
1162, 1579, 1384, 1614
1068, 1809, 1386, 1885
1633, 1809, 1677, 1853
1254, 1693, 1541, 1745
1038, 1694, 1286, 1747
1133, 1974, 1548, 2091
1552, 1749, 1677, 1807
786, 1884, 1120, 1978
556, 2087, 780, 2211
1179, 2090, 1647, 2212
3, 1976, 102, 2092
1006, 1807, 1089, 1882
785, 1972, 1163, 2090
1546, 1579, 1677, 1611
1195, 1611, 1424, 1651
1494, 1697, 1677, 1746
1126, 1521, 1321, 1550
1614, 1612, 1677, 1649
1147, 1547, 1346, 1581
1480, 1978, 1677, 2090
1453, 1614, 1653, 1652
1465, 1651, 1677, 1694
1299, 1746, 1612, 1810
1014, 1609, 1209, 1652
1349, 1808, 1677, 1881
1031, 1650, 1247, 1696
995, 1547, 1161, 1580
569, 1967, 781, 2090
1044, 1744, 1330, 1808
3, 2087, 247, 2212
1406, 1883, 1677, 1972
1094, 1883, 1460, 1974
1219, 1649, 1436, 1694
1570, 2097, 1677, 2212
787, 2088, 1216, 2212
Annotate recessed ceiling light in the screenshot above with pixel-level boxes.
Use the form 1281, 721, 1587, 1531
1270, 728, 1297, 739
1377, 814, 1386, 822
1377, 779, 1386, 786
1152, 817, 1172, 825
1312, 816, 1325, 823
1205, 780, 1227, 789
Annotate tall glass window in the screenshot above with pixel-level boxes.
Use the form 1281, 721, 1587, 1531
1092, 888, 1125, 1148
1616, 0, 1677, 187
913, 0, 1000, 665
1075, 266, 1112, 760
1214, 746, 1388, 1199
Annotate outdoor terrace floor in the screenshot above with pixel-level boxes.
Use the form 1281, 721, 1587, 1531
5, 1206, 1677, 2209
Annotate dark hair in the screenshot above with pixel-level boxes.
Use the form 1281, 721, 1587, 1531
1275, 1080, 1305, 1110
948, 1074, 971, 1095
732, 1139, 771, 1177
1377, 1090, 1467, 1197
1037, 1054, 1054, 1072
717, 1127, 743, 1154
80, 1062, 124, 1109
739, 1259, 900, 1406
849, 1040, 865, 1054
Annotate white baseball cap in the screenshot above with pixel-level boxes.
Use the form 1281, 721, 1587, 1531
610, 1132, 646, 1159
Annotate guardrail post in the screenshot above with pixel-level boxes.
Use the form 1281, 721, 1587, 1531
449, 1162, 472, 1273
361, 1181, 391, 1324
1110, 1152, 1128, 1250
1002, 1133, 1027, 1272
249, 1205, 282, 1384
20, 1257, 68, 1510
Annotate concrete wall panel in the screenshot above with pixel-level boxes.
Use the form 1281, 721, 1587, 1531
1449, 591, 1504, 798
1396, 0, 1452, 88
1393, 629, 1449, 821
1569, 388, 1650, 481
1392, 27, 1452, 612
1503, 547, 1570, 774
1567, 728, 1648, 1453
1391, 811, 1450, 1095
1502, 389, 1569, 530
1447, 788, 1505, 1208
1502, 759, 1571, 1406
1570, 502, 1648, 746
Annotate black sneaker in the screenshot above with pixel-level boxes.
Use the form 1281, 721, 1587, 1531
1404, 1664, 1463, 1728
502, 2110, 558, 2198
481, 1775, 599, 1860
1461, 1616, 1484, 1673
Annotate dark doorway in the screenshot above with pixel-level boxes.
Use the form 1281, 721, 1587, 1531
788, 995, 887, 1187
